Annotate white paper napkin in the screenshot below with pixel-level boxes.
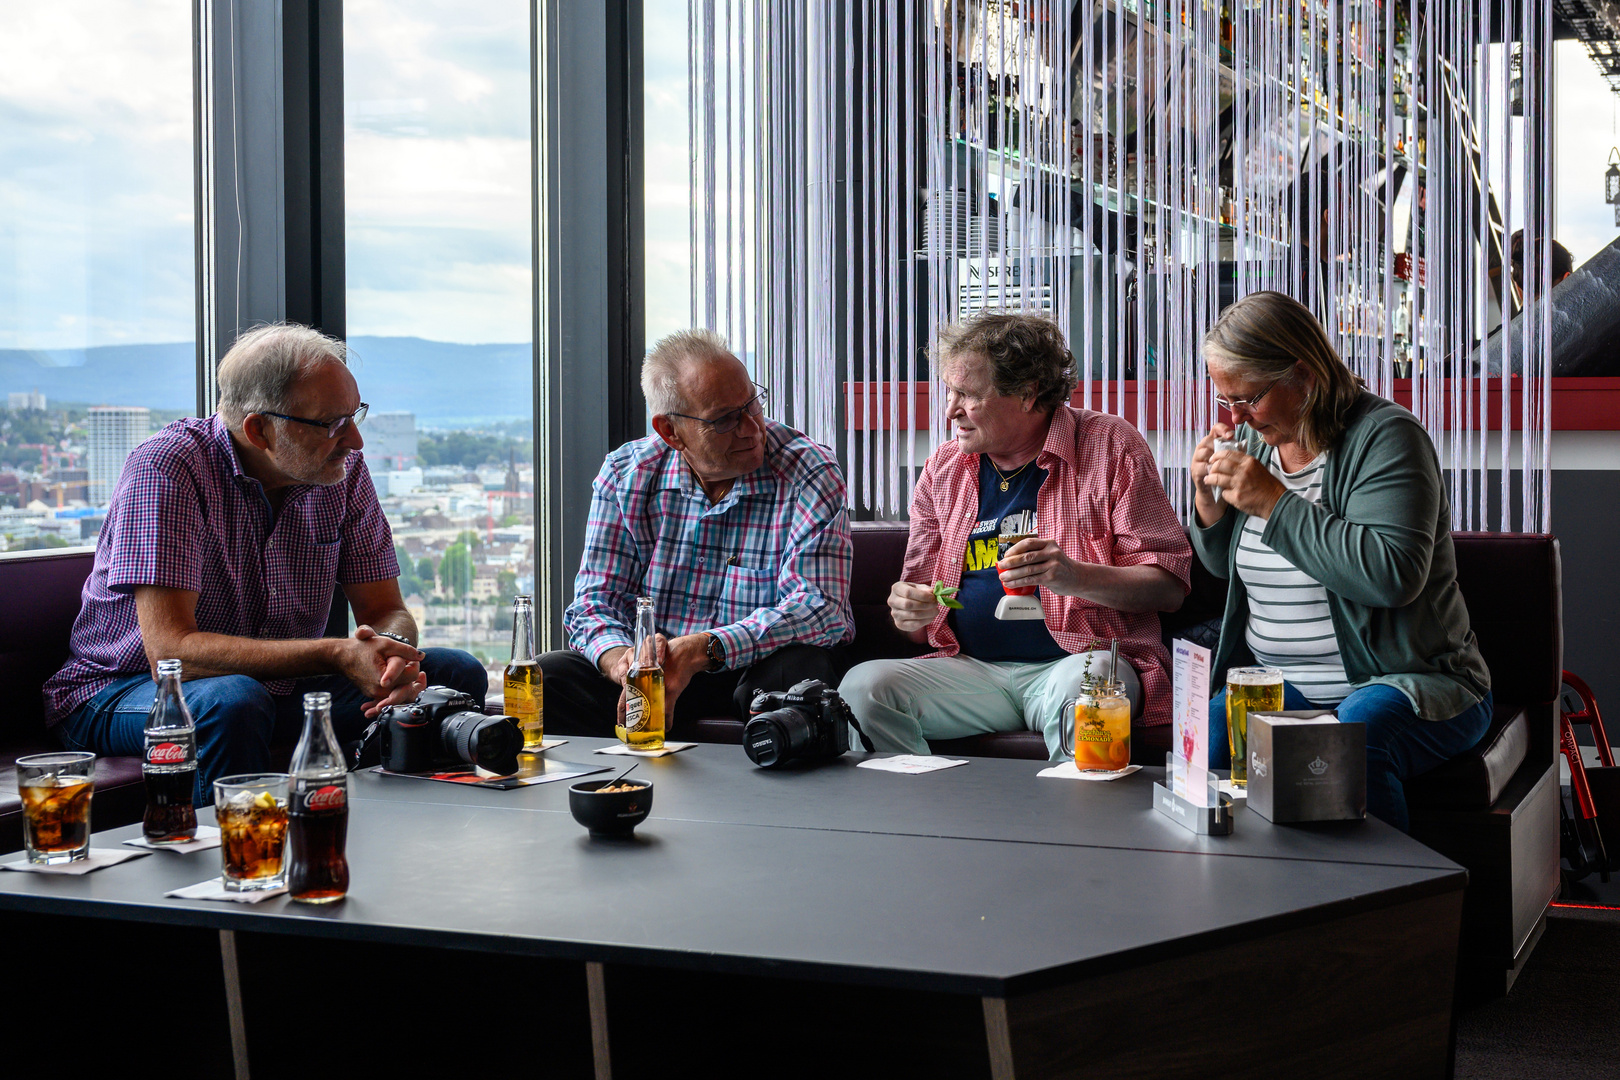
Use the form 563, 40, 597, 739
166, 878, 288, 903
123, 825, 222, 854
2, 848, 151, 875
593, 741, 697, 758
1037, 762, 1143, 782
856, 755, 969, 775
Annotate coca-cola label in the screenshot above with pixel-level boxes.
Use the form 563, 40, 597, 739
294, 779, 347, 814
145, 742, 191, 766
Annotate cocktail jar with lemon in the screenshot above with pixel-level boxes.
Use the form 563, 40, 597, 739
1064, 640, 1132, 772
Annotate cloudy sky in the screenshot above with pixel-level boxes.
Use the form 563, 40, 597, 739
1, 6, 1615, 356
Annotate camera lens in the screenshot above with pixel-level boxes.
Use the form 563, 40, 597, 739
439, 710, 523, 775
744, 707, 817, 768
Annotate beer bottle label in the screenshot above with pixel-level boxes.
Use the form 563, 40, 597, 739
624, 684, 650, 732
292, 777, 348, 814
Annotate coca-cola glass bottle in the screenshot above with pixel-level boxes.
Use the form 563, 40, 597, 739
142, 659, 198, 843
286, 691, 350, 903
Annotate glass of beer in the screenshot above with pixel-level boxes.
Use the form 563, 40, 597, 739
1225, 667, 1284, 786
214, 773, 290, 891
618, 595, 666, 750
16, 752, 95, 865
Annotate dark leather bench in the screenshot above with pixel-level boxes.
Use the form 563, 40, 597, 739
1406, 533, 1562, 998
0, 549, 146, 854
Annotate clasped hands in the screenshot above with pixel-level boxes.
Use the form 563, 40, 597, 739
344, 625, 428, 718
1191, 422, 1286, 525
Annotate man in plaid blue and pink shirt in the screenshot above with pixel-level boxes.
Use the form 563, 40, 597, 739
541, 329, 854, 735
45, 325, 486, 800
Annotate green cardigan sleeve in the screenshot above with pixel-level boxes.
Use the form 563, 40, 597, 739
1190, 505, 1238, 580
1259, 414, 1441, 609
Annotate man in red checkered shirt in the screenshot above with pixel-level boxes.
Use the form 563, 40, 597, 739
842, 313, 1192, 760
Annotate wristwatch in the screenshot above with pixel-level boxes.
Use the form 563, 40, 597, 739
704, 632, 726, 672
373, 630, 414, 648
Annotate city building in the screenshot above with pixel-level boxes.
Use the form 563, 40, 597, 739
8, 390, 45, 411
86, 406, 150, 504
364, 411, 418, 472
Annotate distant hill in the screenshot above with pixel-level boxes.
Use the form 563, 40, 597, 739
0, 337, 534, 426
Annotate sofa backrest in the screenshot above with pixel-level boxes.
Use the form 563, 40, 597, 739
0, 548, 95, 737
848, 523, 1563, 704
848, 523, 927, 666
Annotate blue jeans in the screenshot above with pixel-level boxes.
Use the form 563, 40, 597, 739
57, 649, 488, 804
1207, 682, 1493, 833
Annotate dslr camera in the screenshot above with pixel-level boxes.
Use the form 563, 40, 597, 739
379, 685, 524, 776
745, 679, 862, 768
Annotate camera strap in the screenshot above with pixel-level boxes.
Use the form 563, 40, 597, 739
846, 710, 874, 754
346, 719, 385, 773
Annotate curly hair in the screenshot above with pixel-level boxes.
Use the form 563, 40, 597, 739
937, 312, 1077, 413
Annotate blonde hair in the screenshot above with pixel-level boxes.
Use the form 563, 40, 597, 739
1201, 291, 1363, 456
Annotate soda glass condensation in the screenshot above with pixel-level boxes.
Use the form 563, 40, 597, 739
618, 595, 666, 750
1224, 667, 1284, 786
16, 752, 95, 865
505, 594, 543, 751
214, 773, 290, 891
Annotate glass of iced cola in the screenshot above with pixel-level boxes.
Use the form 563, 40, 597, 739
17, 752, 96, 865
213, 773, 290, 891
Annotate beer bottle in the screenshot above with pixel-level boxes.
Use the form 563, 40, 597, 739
505, 594, 543, 751
619, 596, 666, 751
287, 692, 350, 903
142, 659, 198, 843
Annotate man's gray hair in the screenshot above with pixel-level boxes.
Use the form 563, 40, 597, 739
216, 323, 349, 428
641, 328, 734, 416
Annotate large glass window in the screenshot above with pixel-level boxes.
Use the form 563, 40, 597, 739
345, 0, 534, 689
0, 1, 195, 548
643, 0, 691, 353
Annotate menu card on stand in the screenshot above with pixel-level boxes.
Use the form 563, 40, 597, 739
1171, 640, 1211, 803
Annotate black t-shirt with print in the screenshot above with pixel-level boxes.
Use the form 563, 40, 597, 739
949, 456, 1066, 662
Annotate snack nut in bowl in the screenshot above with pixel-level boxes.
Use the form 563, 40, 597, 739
568, 779, 654, 837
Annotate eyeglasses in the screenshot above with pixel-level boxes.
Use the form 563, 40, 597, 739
262, 402, 369, 439
1214, 380, 1280, 413
665, 386, 768, 435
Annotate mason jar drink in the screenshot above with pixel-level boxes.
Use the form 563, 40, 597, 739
1225, 667, 1284, 786
1063, 681, 1131, 772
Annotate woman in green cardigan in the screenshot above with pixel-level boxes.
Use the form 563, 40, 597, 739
1191, 291, 1492, 831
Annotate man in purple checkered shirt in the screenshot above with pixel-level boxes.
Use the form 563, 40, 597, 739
539, 329, 854, 737
45, 325, 486, 800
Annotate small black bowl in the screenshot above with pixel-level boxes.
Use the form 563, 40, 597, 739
568, 779, 654, 837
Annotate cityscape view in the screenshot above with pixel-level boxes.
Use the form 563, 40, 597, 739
0, 343, 535, 697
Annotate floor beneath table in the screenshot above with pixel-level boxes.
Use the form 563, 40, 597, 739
1453, 908, 1620, 1079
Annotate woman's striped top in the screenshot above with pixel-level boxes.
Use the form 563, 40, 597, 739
1235, 452, 1353, 704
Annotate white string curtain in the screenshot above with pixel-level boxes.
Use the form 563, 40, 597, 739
686, 0, 1553, 530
